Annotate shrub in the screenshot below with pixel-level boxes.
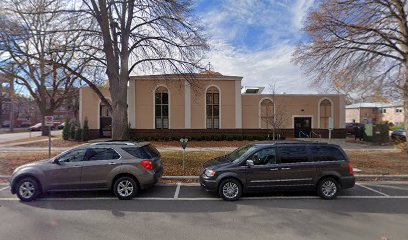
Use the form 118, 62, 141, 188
62, 119, 71, 140
226, 135, 234, 141
213, 135, 222, 141
390, 125, 404, 131
236, 135, 244, 141
125, 123, 132, 140
81, 119, 90, 141
75, 128, 82, 141
204, 135, 211, 141
247, 136, 254, 141
220, 134, 227, 141
70, 124, 76, 139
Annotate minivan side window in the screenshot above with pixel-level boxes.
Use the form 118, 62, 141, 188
85, 148, 120, 161
279, 146, 309, 164
250, 148, 276, 165
310, 146, 346, 162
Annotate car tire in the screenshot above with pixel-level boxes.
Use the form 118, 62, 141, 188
317, 177, 340, 200
16, 177, 41, 202
113, 176, 138, 200
218, 178, 242, 201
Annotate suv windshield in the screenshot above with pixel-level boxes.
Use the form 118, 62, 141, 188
226, 144, 257, 163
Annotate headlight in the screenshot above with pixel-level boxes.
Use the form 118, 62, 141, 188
204, 169, 216, 177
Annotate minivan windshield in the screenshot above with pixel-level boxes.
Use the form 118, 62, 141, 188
226, 144, 257, 163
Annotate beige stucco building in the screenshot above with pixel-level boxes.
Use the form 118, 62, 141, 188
79, 72, 346, 138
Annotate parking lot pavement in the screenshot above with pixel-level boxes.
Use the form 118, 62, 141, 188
1, 182, 408, 240
2, 181, 408, 201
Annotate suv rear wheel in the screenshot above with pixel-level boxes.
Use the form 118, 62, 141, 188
16, 177, 41, 202
113, 176, 138, 200
317, 177, 340, 200
219, 178, 242, 201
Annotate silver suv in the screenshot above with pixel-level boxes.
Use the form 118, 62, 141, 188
10, 141, 163, 201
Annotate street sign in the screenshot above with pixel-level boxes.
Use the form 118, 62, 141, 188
328, 117, 334, 130
45, 116, 54, 127
180, 138, 188, 150
180, 138, 189, 172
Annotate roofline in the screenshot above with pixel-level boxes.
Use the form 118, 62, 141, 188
129, 74, 243, 81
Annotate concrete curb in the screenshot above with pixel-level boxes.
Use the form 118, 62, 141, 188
2, 175, 408, 181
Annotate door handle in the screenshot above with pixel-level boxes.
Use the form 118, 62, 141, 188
108, 162, 117, 165
281, 167, 291, 170
270, 168, 278, 171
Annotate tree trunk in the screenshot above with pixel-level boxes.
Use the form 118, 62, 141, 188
41, 115, 50, 136
110, 80, 128, 140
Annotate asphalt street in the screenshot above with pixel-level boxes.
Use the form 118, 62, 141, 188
1, 182, 408, 240
0, 130, 62, 144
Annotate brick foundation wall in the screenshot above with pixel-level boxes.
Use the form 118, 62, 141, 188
88, 128, 346, 140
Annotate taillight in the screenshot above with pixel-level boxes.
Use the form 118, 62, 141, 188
348, 162, 354, 175
140, 160, 154, 171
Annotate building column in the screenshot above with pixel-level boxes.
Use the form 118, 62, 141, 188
127, 80, 136, 128
339, 94, 346, 128
184, 81, 191, 128
79, 88, 83, 127
235, 80, 242, 128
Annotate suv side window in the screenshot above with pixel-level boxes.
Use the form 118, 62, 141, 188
85, 148, 120, 161
122, 145, 160, 159
310, 146, 346, 162
250, 148, 276, 165
279, 146, 309, 164
57, 149, 87, 162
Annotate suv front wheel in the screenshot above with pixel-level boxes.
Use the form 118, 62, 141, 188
16, 177, 41, 202
219, 179, 242, 201
317, 177, 340, 200
113, 176, 138, 200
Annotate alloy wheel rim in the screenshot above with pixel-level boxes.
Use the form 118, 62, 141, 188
117, 180, 134, 197
322, 180, 337, 197
19, 181, 35, 199
222, 182, 239, 199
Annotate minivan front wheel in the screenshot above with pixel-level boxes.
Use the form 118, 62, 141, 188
16, 177, 40, 202
113, 177, 138, 200
317, 177, 340, 200
219, 179, 242, 201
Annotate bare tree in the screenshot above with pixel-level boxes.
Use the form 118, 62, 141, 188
0, 0, 89, 135
293, 0, 408, 136
73, 0, 208, 139
261, 83, 288, 140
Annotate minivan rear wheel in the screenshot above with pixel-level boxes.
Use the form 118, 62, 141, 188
113, 176, 138, 200
16, 177, 40, 202
317, 177, 340, 200
219, 179, 242, 201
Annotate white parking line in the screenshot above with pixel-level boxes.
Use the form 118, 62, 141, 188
0, 186, 9, 192
356, 183, 390, 197
174, 183, 181, 199
1, 195, 408, 201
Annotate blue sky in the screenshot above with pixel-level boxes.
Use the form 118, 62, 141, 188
194, 0, 315, 93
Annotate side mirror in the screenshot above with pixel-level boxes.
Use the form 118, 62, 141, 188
53, 158, 60, 164
246, 160, 254, 168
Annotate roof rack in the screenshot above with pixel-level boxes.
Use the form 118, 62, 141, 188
91, 141, 136, 146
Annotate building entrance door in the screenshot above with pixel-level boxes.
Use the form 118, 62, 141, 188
294, 117, 312, 138
100, 103, 112, 138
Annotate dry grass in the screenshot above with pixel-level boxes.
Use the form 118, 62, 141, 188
348, 151, 408, 175
1, 150, 407, 176
17, 139, 83, 148
0, 136, 48, 145
151, 140, 254, 148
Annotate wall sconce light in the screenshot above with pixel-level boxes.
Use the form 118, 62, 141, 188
301, 109, 305, 112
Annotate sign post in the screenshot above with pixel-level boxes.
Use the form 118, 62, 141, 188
45, 116, 54, 158
179, 138, 189, 173
328, 117, 334, 141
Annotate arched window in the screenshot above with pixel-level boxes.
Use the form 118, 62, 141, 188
206, 86, 219, 129
319, 99, 332, 129
155, 86, 169, 129
260, 99, 273, 129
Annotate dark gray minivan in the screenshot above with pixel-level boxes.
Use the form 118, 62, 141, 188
200, 141, 355, 201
